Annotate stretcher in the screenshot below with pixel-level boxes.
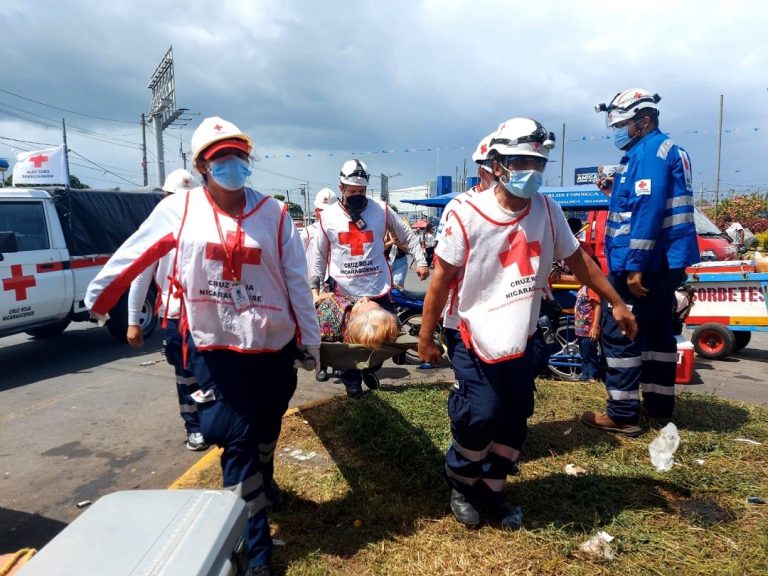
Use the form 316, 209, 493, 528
319, 334, 420, 370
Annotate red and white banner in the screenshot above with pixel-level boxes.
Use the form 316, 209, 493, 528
12, 146, 69, 186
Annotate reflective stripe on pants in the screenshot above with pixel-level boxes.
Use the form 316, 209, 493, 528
187, 336, 297, 569
601, 270, 685, 422
444, 329, 533, 493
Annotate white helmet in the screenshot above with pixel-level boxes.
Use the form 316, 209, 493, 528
314, 187, 337, 210
162, 168, 196, 195
190, 116, 253, 165
339, 159, 370, 186
471, 132, 496, 164
488, 118, 556, 160
595, 88, 661, 128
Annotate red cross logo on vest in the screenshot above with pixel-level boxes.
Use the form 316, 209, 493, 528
29, 154, 49, 168
2, 264, 36, 301
205, 230, 262, 281
338, 222, 374, 256
498, 230, 541, 276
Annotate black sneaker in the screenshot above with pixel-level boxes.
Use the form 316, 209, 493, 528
450, 489, 480, 527
345, 384, 364, 399
481, 489, 523, 530
362, 372, 380, 390
315, 369, 329, 382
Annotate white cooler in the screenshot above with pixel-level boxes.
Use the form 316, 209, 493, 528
20, 490, 247, 576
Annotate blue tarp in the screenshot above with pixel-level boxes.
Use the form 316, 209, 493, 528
401, 191, 459, 207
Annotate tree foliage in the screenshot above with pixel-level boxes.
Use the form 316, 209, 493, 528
703, 194, 768, 234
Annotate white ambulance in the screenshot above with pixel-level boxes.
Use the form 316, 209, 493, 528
0, 186, 161, 341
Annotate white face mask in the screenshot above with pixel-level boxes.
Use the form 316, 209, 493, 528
500, 168, 544, 199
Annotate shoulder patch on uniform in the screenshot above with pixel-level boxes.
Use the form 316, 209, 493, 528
656, 138, 674, 160
635, 179, 652, 195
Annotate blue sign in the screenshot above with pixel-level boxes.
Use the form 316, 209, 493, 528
540, 185, 609, 209
574, 166, 599, 185
437, 175, 452, 196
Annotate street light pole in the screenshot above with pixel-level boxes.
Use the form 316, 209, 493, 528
714, 94, 724, 218
559, 122, 565, 186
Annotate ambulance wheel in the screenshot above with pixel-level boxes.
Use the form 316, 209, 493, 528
692, 323, 734, 360
25, 318, 72, 339
733, 331, 752, 352
107, 289, 158, 342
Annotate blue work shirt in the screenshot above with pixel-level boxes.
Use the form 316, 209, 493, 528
605, 128, 700, 273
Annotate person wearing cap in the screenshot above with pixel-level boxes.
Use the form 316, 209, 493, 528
86, 116, 321, 576
310, 158, 429, 398
301, 187, 339, 382
418, 118, 636, 529
584, 89, 699, 436
124, 169, 209, 451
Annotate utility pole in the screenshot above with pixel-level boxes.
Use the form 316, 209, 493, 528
714, 94, 724, 218
62, 118, 71, 188
140, 113, 148, 186
180, 142, 187, 170
559, 123, 565, 186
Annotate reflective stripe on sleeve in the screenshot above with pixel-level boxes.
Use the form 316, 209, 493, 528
606, 224, 631, 238
662, 212, 694, 229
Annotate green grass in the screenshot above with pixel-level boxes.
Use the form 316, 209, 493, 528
194, 380, 768, 575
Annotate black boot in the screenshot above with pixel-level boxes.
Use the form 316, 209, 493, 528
480, 488, 523, 530
265, 478, 283, 512
315, 368, 329, 382
450, 489, 480, 527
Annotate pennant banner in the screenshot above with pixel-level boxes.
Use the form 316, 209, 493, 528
13, 145, 69, 185
258, 127, 764, 160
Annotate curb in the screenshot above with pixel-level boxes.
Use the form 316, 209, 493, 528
168, 395, 340, 489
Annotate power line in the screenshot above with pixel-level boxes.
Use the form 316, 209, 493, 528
69, 149, 141, 186
1, 88, 139, 124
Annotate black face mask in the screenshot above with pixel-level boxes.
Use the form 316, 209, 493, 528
344, 194, 368, 229
345, 194, 368, 212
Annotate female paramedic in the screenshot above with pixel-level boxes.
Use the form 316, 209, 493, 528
85, 116, 321, 576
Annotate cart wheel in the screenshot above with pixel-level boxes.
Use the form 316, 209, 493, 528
692, 323, 735, 360
733, 331, 752, 352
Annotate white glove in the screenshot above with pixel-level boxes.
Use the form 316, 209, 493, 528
295, 345, 321, 372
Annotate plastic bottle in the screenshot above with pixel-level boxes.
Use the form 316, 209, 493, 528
648, 422, 680, 472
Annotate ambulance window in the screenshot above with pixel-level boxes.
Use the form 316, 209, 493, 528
0, 202, 49, 251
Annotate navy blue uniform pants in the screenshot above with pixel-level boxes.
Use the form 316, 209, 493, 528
163, 319, 201, 434
187, 336, 297, 569
444, 329, 535, 494
601, 270, 685, 423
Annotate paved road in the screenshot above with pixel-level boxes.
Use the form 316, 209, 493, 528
1, 271, 765, 553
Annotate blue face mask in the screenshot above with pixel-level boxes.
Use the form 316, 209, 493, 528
501, 169, 543, 199
613, 126, 633, 150
209, 156, 251, 191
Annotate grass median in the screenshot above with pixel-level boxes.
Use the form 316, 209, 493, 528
190, 379, 768, 575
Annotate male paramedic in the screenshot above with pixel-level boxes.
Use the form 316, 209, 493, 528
310, 158, 429, 398
583, 89, 699, 435
418, 118, 637, 528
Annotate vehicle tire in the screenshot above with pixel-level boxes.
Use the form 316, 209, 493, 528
106, 289, 158, 343
25, 318, 72, 339
398, 312, 441, 365
733, 330, 752, 352
547, 316, 583, 381
692, 323, 735, 360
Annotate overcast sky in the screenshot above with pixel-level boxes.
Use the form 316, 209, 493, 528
1, 0, 765, 204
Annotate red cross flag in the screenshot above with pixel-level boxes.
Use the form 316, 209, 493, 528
12, 145, 69, 186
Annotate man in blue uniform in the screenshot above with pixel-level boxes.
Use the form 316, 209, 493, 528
582, 89, 700, 436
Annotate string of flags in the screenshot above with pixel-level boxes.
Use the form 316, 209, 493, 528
260, 127, 764, 160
